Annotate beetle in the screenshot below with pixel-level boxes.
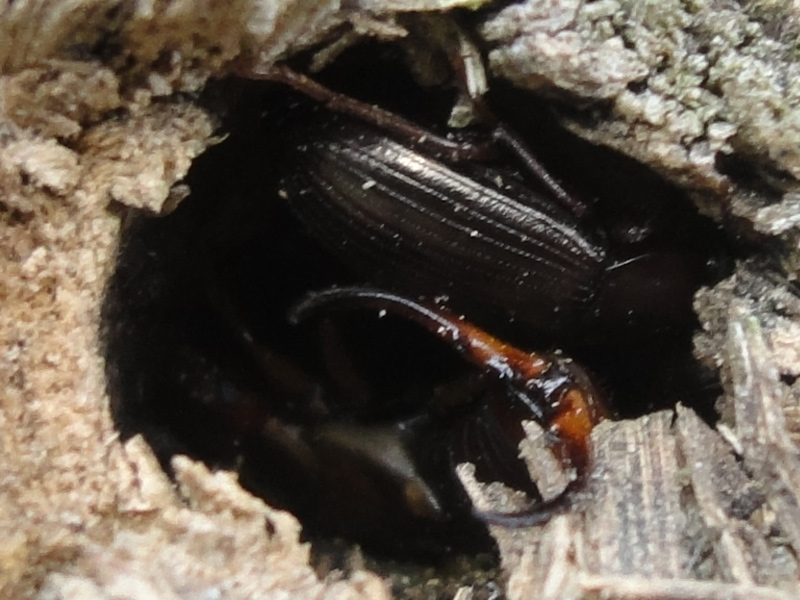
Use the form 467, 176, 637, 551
259, 64, 722, 346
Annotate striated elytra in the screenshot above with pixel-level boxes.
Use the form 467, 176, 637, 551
283, 116, 608, 334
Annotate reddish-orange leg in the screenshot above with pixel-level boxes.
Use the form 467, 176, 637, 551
290, 286, 607, 526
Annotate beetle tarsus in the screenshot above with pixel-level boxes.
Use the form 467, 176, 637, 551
473, 478, 582, 528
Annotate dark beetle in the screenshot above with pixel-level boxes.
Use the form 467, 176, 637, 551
285, 119, 605, 335
265, 64, 720, 345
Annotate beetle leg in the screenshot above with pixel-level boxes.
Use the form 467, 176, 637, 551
439, 38, 588, 219
203, 271, 321, 401
290, 286, 549, 382
289, 285, 607, 525
489, 122, 589, 218
241, 63, 498, 162
316, 317, 375, 406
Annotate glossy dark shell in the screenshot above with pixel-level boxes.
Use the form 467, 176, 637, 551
282, 119, 607, 332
